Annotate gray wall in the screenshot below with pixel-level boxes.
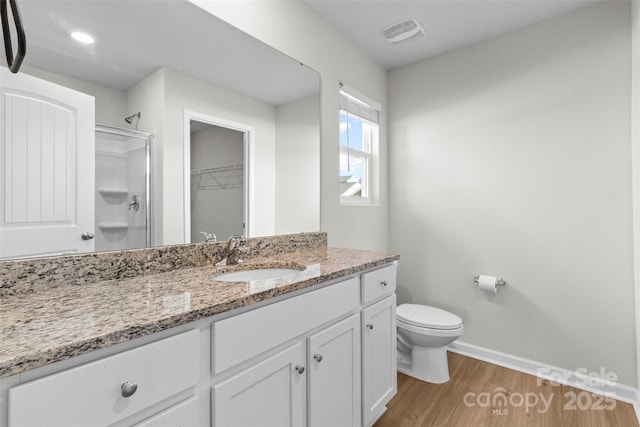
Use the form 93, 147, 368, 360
190, 125, 244, 242
275, 94, 320, 235
389, 2, 636, 385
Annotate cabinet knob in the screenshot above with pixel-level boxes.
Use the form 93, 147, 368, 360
313, 353, 323, 363
380, 280, 388, 287
81, 232, 95, 240
295, 364, 305, 375
366, 323, 374, 330
120, 381, 138, 398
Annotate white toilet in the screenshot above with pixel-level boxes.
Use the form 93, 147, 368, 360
396, 303, 463, 384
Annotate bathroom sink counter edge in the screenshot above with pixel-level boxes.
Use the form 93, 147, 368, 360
0, 237, 399, 379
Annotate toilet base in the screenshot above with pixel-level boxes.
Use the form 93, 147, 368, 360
397, 345, 450, 384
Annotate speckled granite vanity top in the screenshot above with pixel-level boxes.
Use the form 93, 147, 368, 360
0, 233, 399, 379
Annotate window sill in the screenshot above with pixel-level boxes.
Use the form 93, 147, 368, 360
340, 196, 373, 206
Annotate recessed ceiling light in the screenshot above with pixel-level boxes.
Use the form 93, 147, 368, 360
70, 31, 96, 45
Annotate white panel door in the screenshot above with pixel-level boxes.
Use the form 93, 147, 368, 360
212, 343, 305, 427
0, 67, 95, 258
307, 313, 361, 427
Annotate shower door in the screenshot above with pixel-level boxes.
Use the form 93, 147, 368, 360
95, 125, 152, 252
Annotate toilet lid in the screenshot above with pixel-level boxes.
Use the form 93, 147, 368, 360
397, 304, 463, 330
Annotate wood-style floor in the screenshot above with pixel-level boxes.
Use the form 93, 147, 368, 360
374, 352, 639, 427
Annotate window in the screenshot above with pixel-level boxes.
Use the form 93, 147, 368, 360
339, 86, 379, 204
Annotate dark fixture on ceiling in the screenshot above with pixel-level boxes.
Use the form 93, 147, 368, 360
1, 0, 26, 73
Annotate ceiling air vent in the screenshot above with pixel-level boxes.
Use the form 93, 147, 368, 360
380, 18, 425, 45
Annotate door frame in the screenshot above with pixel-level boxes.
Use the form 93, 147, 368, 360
183, 110, 253, 243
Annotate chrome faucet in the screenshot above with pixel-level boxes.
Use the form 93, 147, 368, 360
226, 235, 247, 265
198, 231, 217, 242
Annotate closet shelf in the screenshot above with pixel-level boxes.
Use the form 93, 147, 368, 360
191, 164, 243, 191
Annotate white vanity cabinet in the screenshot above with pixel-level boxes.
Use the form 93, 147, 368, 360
213, 342, 306, 426
307, 313, 361, 427
0, 261, 398, 427
212, 262, 397, 427
213, 314, 361, 427
133, 396, 200, 427
7, 330, 200, 427
362, 295, 397, 426
212, 277, 362, 427
361, 265, 398, 427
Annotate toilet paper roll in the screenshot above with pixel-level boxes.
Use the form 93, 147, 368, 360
478, 275, 498, 293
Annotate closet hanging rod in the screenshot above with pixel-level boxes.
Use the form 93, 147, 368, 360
191, 164, 243, 175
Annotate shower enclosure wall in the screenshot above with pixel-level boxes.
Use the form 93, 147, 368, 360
95, 125, 152, 252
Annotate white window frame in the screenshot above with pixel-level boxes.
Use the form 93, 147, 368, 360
339, 84, 380, 206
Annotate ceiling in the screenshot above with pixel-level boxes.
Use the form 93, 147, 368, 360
3, 0, 318, 106
2, 0, 605, 100
301, 0, 604, 70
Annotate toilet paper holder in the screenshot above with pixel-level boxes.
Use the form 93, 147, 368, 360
473, 276, 506, 287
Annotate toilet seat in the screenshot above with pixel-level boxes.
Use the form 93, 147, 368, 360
397, 318, 463, 338
397, 304, 463, 330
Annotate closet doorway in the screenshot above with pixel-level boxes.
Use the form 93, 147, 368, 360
184, 111, 252, 243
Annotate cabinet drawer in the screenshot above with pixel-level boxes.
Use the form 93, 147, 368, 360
361, 263, 397, 305
133, 396, 199, 427
213, 277, 359, 374
9, 329, 199, 427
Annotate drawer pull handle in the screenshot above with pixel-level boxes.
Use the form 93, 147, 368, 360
314, 353, 323, 363
366, 323, 374, 330
121, 381, 138, 398
380, 280, 388, 287
295, 364, 305, 375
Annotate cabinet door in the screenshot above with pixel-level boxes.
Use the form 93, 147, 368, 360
212, 343, 305, 427
362, 295, 397, 427
307, 314, 361, 427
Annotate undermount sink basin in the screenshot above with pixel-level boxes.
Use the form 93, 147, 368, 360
214, 268, 302, 282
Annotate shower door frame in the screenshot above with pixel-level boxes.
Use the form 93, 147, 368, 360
95, 124, 153, 249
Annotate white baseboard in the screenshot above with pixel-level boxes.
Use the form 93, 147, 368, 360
447, 341, 640, 421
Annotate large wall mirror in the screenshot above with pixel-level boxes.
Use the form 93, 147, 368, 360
0, 0, 320, 260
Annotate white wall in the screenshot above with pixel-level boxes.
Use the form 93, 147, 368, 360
632, 0, 640, 388
21, 66, 126, 127
162, 68, 277, 242
389, 2, 636, 385
125, 69, 165, 246
128, 68, 279, 244
275, 94, 320, 234
191, 0, 389, 250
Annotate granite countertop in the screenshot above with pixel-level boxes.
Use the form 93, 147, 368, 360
0, 246, 399, 379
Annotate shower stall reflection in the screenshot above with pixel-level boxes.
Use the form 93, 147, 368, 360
95, 125, 152, 252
